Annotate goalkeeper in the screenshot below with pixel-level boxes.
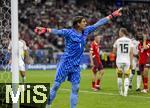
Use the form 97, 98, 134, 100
35, 8, 122, 108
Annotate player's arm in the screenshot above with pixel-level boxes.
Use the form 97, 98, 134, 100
23, 41, 33, 64
8, 41, 11, 52
93, 8, 122, 27
113, 47, 117, 55
89, 47, 94, 67
24, 49, 29, 60
130, 46, 134, 69
143, 33, 150, 50
34, 27, 68, 37
85, 8, 122, 33
24, 49, 31, 64
113, 40, 117, 54
22, 40, 30, 64
130, 40, 134, 69
7, 42, 12, 64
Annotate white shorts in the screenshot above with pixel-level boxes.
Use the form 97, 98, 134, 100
11, 63, 26, 72
132, 57, 139, 70
116, 62, 130, 74
19, 60, 26, 71
19, 64, 26, 71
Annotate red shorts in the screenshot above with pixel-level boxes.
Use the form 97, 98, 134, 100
139, 56, 150, 73
145, 56, 150, 67
92, 58, 103, 73
139, 64, 144, 73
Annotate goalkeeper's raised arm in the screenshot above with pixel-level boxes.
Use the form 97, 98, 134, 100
85, 8, 122, 34
96, 8, 122, 26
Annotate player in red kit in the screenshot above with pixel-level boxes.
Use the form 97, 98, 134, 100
138, 33, 150, 93
142, 33, 150, 93
90, 33, 104, 91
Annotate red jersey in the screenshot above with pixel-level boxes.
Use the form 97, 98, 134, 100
138, 40, 150, 65
90, 41, 101, 64
146, 41, 150, 56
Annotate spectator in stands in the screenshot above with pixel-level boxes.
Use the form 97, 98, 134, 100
109, 51, 116, 68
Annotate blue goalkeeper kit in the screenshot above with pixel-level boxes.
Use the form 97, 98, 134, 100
51, 17, 109, 84
48, 17, 109, 108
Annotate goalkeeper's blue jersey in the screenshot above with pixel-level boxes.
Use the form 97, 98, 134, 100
51, 18, 109, 66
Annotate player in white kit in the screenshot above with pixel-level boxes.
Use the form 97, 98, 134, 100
8, 36, 29, 83
129, 38, 141, 91
113, 28, 133, 96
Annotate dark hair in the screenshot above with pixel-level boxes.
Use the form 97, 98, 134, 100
120, 28, 129, 36
73, 16, 85, 28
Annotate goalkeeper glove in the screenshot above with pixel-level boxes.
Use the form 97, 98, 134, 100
107, 8, 122, 19
34, 27, 49, 35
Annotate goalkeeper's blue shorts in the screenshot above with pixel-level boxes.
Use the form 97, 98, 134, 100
55, 61, 80, 84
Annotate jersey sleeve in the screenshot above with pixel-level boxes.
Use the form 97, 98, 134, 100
84, 18, 109, 34
51, 29, 69, 37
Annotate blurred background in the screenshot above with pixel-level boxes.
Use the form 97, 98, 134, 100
0, 0, 150, 70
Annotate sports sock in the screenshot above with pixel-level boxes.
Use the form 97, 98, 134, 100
70, 84, 79, 108
143, 77, 148, 90
47, 82, 61, 105
129, 70, 135, 86
117, 78, 122, 94
124, 78, 129, 96
137, 75, 142, 89
96, 79, 100, 86
92, 81, 95, 88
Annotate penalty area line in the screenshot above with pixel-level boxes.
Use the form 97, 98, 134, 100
60, 88, 150, 99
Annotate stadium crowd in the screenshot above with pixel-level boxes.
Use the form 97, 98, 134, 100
17, 0, 150, 64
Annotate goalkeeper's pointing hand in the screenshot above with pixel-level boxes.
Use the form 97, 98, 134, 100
112, 8, 122, 17
34, 27, 51, 35
107, 8, 122, 19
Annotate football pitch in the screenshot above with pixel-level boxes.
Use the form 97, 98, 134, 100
0, 68, 150, 108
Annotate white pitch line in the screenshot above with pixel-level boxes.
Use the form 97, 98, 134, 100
60, 88, 150, 99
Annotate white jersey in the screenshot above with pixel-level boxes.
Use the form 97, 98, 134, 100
113, 36, 133, 64
132, 38, 140, 55
8, 39, 28, 65
131, 38, 140, 70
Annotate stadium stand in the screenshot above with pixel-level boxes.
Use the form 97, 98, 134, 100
1, 0, 150, 65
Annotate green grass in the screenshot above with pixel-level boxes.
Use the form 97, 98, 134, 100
0, 68, 150, 108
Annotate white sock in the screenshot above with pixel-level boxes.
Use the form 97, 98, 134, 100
124, 78, 129, 96
129, 73, 134, 86
137, 75, 142, 89
117, 78, 123, 95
